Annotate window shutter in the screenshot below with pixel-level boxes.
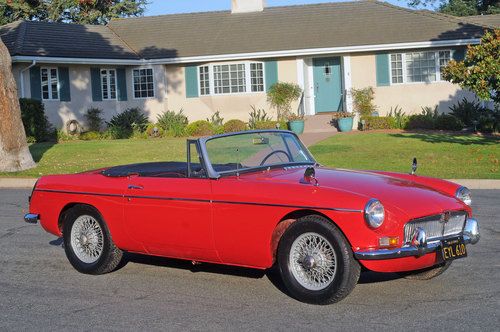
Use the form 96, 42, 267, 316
264, 60, 278, 92
90, 67, 102, 102
58, 67, 71, 102
453, 48, 466, 61
375, 53, 390, 87
116, 67, 128, 101
29, 66, 41, 100
185, 65, 199, 98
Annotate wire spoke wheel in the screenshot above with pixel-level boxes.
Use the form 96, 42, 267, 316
289, 232, 337, 291
70, 215, 104, 264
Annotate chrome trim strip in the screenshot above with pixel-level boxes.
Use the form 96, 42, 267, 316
34, 189, 362, 213
24, 213, 39, 224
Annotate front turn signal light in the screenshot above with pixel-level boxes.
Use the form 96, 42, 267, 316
379, 236, 399, 248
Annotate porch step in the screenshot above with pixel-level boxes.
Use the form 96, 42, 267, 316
303, 114, 338, 133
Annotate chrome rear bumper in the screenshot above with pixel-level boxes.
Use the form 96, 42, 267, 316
354, 218, 479, 260
24, 213, 39, 224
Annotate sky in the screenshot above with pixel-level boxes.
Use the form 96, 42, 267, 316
145, 0, 428, 16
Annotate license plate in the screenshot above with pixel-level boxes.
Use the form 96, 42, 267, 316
441, 237, 467, 261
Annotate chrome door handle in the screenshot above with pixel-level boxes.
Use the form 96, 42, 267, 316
128, 184, 143, 190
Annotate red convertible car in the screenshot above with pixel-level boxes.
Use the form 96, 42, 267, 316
25, 130, 479, 304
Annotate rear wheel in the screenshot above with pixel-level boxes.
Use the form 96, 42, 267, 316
399, 261, 452, 280
63, 205, 122, 275
277, 215, 360, 304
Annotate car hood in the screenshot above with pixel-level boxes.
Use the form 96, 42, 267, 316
244, 167, 465, 220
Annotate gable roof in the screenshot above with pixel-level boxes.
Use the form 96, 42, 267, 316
0, 0, 488, 63
0, 20, 139, 59
463, 14, 500, 28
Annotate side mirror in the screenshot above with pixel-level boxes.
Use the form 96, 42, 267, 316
411, 157, 417, 175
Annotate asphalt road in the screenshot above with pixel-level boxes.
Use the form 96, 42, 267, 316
0, 189, 498, 331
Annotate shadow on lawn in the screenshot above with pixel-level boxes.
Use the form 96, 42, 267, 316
389, 132, 500, 146
29, 142, 55, 163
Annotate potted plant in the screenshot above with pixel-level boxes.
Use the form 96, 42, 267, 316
332, 112, 354, 132
267, 82, 303, 134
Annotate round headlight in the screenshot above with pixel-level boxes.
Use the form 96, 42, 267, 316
364, 199, 385, 228
455, 186, 472, 206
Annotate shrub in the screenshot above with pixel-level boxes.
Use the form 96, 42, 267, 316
156, 109, 188, 137
206, 111, 224, 134
387, 105, 409, 129
106, 108, 149, 138
406, 115, 436, 130
79, 131, 103, 141
434, 114, 464, 131
253, 120, 287, 130
248, 106, 272, 129
84, 107, 104, 132
351, 87, 377, 119
363, 116, 397, 130
223, 119, 247, 133
19, 98, 54, 142
267, 82, 302, 121
186, 120, 214, 136
104, 126, 131, 139
449, 98, 483, 127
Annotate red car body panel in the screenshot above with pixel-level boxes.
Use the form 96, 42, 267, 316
29, 162, 470, 273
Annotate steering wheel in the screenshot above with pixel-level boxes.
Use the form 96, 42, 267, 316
260, 150, 292, 166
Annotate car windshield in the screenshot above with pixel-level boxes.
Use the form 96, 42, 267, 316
204, 131, 315, 174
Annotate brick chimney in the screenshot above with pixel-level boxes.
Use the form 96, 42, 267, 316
231, 0, 266, 13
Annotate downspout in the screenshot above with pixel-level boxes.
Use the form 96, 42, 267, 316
19, 60, 37, 98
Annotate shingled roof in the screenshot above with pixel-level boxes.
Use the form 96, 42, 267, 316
0, 0, 488, 62
464, 14, 500, 28
0, 20, 139, 59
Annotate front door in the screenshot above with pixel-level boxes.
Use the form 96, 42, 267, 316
313, 57, 343, 113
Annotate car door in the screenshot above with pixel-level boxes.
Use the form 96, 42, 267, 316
123, 173, 218, 263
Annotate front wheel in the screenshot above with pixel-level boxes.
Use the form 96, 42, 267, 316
63, 205, 123, 275
277, 215, 360, 304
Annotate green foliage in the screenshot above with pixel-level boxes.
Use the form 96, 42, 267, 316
434, 114, 464, 131
84, 107, 103, 132
266, 82, 302, 121
0, 0, 147, 25
405, 0, 499, 16
106, 107, 148, 139
223, 119, 247, 133
449, 98, 485, 126
387, 106, 409, 129
351, 87, 377, 119
79, 131, 103, 141
156, 109, 188, 137
406, 107, 438, 130
253, 120, 287, 130
19, 98, 54, 142
363, 116, 397, 130
248, 106, 272, 129
442, 30, 500, 105
186, 120, 214, 137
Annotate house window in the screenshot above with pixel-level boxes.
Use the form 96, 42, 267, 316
41, 67, 59, 100
390, 54, 403, 84
199, 66, 210, 95
250, 63, 264, 92
100, 69, 117, 100
133, 68, 154, 98
198, 62, 264, 95
390, 50, 452, 84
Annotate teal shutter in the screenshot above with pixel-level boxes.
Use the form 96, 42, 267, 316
116, 67, 127, 101
58, 67, 71, 102
375, 53, 390, 87
29, 66, 41, 100
185, 65, 198, 98
453, 48, 466, 61
264, 60, 278, 91
90, 67, 102, 102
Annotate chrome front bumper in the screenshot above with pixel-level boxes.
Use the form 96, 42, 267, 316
24, 213, 39, 224
354, 218, 479, 260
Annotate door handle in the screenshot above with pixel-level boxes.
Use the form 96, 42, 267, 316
128, 184, 143, 190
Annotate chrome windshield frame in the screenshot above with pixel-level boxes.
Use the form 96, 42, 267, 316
197, 130, 317, 179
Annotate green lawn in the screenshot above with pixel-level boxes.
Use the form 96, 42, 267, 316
309, 132, 500, 179
1, 131, 499, 179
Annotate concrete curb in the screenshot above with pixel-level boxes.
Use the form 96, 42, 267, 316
0, 177, 499, 189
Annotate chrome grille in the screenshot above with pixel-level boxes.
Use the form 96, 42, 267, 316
404, 211, 467, 244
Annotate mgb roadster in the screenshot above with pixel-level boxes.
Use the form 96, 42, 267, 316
25, 130, 479, 304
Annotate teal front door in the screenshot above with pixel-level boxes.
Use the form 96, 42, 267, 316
313, 57, 343, 113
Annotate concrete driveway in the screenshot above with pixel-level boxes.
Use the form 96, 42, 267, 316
0, 189, 498, 331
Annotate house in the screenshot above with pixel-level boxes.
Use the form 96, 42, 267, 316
0, 0, 492, 129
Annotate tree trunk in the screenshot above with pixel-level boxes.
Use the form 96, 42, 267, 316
0, 39, 35, 172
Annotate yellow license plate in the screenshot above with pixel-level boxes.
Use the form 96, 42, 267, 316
441, 237, 467, 261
